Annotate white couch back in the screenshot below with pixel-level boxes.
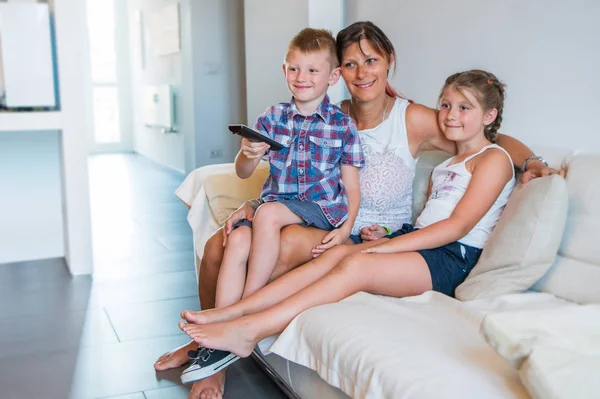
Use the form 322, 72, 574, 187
413, 152, 600, 304
531, 155, 600, 303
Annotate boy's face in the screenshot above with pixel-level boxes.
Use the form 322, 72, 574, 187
282, 49, 340, 106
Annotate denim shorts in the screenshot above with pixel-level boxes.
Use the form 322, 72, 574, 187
386, 224, 482, 297
233, 199, 334, 231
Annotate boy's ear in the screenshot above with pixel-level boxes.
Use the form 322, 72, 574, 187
282, 63, 287, 77
328, 67, 341, 86
484, 108, 498, 126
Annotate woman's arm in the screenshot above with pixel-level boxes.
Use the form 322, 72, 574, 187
364, 149, 513, 254
407, 103, 561, 182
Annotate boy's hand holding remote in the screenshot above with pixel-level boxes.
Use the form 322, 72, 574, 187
240, 138, 269, 160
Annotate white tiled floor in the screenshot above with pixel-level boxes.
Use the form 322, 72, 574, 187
0, 153, 286, 399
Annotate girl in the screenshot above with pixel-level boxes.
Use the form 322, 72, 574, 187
177, 70, 516, 374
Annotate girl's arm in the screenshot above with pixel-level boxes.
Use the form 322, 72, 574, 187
364, 149, 513, 254
314, 165, 360, 252
407, 103, 557, 181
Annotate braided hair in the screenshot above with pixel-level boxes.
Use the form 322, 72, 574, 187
439, 70, 506, 142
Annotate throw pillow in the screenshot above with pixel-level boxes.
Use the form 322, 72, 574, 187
456, 175, 568, 300
204, 162, 269, 225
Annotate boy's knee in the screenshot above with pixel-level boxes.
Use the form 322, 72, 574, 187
226, 226, 251, 248
254, 202, 288, 227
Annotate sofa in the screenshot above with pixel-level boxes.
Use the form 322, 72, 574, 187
175, 150, 600, 399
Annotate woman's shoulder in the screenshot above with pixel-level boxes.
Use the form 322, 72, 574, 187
405, 102, 437, 125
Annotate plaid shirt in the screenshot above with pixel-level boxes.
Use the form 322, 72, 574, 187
255, 95, 364, 227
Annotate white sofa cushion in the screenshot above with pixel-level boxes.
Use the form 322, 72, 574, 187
532, 155, 600, 303
456, 175, 568, 300
481, 304, 600, 399
270, 291, 531, 399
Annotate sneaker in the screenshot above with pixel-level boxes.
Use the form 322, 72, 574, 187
181, 347, 240, 384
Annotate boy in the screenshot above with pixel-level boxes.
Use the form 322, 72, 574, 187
181, 28, 363, 384
231, 27, 364, 299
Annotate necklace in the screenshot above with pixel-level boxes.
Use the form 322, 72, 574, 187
349, 95, 391, 129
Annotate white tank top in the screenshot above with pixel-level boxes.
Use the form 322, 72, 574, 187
415, 144, 515, 248
349, 98, 416, 235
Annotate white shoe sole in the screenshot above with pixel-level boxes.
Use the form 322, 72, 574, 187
180, 353, 240, 384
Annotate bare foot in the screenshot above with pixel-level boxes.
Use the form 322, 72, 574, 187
179, 317, 258, 358
188, 370, 226, 399
154, 340, 197, 371
181, 306, 242, 325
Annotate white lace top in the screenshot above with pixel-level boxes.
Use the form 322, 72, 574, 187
349, 98, 416, 235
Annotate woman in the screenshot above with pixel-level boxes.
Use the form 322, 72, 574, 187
155, 21, 559, 399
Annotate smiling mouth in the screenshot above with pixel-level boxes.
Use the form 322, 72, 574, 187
445, 124, 462, 128
354, 81, 375, 89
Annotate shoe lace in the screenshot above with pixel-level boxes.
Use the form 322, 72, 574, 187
187, 346, 216, 365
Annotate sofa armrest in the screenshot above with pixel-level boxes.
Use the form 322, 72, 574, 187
175, 162, 269, 277
175, 162, 241, 208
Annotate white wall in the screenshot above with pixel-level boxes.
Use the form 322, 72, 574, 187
128, 0, 246, 171
180, 0, 246, 169
127, 0, 186, 172
0, 131, 64, 264
346, 0, 600, 151
244, 0, 308, 124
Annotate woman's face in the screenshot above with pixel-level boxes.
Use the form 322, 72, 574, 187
340, 39, 392, 103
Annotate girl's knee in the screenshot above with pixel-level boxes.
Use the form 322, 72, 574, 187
335, 252, 368, 275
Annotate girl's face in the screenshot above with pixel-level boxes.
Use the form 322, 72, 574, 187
340, 39, 392, 103
438, 87, 497, 143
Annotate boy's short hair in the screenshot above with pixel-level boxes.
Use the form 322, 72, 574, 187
285, 28, 339, 68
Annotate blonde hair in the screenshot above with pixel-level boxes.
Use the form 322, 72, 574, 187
285, 28, 338, 68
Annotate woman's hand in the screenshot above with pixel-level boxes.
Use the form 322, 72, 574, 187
360, 224, 388, 241
312, 227, 350, 257
241, 138, 270, 160
521, 160, 566, 185
222, 201, 256, 246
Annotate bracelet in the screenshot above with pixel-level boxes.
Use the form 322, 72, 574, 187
520, 155, 548, 174
249, 198, 263, 211
382, 225, 392, 235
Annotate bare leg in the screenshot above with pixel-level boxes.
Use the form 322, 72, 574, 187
159, 224, 327, 366
215, 226, 251, 308
271, 225, 328, 280
154, 229, 226, 371
159, 224, 328, 398
187, 370, 226, 399
181, 251, 433, 357
182, 240, 382, 324
242, 203, 302, 297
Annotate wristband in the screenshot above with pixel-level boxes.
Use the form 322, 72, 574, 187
520, 155, 548, 173
249, 198, 264, 211
382, 225, 392, 235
